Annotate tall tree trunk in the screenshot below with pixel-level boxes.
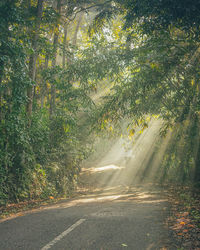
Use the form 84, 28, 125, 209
0, 57, 4, 121
50, 0, 62, 116
66, 12, 84, 66
62, 24, 68, 68
0, 9, 9, 122
72, 12, 84, 46
26, 0, 44, 116
41, 56, 49, 109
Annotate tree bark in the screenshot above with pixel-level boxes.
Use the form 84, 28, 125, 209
62, 24, 68, 68
26, 0, 44, 116
72, 12, 84, 46
41, 56, 49, 109
49, 0, 62, 117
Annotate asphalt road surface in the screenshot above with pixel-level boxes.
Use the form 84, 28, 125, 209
0, 185, 173, 250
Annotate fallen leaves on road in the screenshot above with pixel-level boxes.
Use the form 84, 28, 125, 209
0, 197, 60, 220
167, 185, 200, 249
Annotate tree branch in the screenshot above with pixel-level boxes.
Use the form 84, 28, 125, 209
64, 0, 112, 23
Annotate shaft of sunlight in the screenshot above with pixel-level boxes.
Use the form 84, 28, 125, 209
82, 119, 172, 189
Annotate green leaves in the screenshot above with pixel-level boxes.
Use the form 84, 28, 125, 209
0, 0, 200, 204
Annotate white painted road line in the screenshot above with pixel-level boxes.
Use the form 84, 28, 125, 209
41, 219, 86, 250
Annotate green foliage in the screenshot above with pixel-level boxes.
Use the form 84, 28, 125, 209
82, 1, 200, 185
156, 115, 200, 184
0, 112, 34, 203
1, 0, 200, 205
117, 0, 200, 39
0, 0, 96, 204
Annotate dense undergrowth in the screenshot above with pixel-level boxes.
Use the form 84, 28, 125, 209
0, 109, 92, 205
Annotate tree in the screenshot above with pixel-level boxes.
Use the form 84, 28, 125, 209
86, 0, 200, 183
0, 0, 114, 204
26, 0, 45, 116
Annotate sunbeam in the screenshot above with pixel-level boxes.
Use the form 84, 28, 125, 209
81, 119, 170, 190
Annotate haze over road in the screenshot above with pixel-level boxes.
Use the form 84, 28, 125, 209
0, 120, 174, 249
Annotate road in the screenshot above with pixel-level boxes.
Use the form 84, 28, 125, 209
0, 185, 173, 250
0, 120, 175, 249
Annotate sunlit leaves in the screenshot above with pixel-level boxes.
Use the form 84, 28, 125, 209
128, 128, 135, 137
